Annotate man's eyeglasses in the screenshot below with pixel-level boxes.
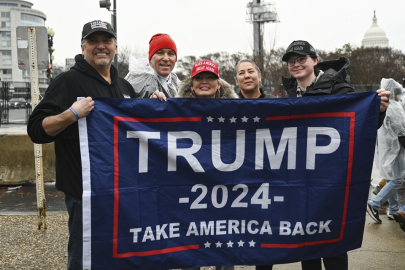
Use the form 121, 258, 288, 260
287, 56, 308, 66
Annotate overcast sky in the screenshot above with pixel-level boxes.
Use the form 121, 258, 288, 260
30, 0, 405, 66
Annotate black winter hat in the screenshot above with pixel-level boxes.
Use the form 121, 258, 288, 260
282, 40, 317, 62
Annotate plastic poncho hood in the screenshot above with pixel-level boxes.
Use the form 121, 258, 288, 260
375, 78, 405, 180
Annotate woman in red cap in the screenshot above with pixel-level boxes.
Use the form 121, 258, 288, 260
176, 60, 237, 270
176, 60, 238, 99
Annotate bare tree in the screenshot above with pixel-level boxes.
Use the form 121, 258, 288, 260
117, 45, 133, 78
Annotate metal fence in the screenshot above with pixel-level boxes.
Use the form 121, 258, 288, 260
0, 81, 47, 125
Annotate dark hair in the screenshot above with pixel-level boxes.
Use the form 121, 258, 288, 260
235, 59, 262, 78
309, 55, 321, 76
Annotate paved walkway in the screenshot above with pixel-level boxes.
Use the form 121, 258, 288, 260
1, 181, 404, 269
0, 123, 27, 135
0, 214, 404, 270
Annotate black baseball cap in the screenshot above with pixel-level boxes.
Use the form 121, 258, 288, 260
282, 40, 317, 62
81, 20, 116, 40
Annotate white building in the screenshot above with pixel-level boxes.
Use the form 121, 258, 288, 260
361, 11, 389, 48
0, 0, 48, 96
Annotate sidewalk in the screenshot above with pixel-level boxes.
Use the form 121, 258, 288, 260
0, 123, 27, 135
0, 214, 404, 269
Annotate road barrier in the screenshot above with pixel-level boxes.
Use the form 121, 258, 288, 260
0, 134, 55, 185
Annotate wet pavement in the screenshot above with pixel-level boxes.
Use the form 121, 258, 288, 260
0, 182, 66, 214
0, 181, 404, 269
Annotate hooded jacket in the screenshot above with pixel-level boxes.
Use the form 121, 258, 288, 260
282, 57, 354, 97
375, 79, 405, 180
125, 56, 180, 98
282, 56, 385, 127
27, 54, 136, 199
176, 78, 238, 99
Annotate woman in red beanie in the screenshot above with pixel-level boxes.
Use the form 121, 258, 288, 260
125, 33, 180, 99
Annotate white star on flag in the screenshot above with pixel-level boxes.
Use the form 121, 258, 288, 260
249, 240, 256, 247
241, 116, 249, 122
237, 240, 245, 247
253, 116, 260, 122
226, 241, 234, 248
204, 241, 211, 248
230, 117, 237, 123
215, 241, 223, 248
207, 116, 213, 122
218, 117, 225, 123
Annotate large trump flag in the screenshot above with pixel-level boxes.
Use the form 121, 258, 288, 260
79, 91, 380, 269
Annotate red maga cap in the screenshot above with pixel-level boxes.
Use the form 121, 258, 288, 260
191, 60, 219, 78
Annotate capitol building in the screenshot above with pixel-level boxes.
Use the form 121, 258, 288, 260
361, 11, 389, 48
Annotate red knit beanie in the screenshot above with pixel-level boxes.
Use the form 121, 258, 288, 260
148, 33, 177, 60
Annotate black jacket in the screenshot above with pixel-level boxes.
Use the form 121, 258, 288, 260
282, 57, 385, 127
282, 57, 354, 97
27, 54, 136, 199
238, 88, 274, 99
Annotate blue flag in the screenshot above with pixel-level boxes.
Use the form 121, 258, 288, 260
79, 91, 380, 269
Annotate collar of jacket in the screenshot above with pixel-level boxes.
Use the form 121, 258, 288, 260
176, 78, 239, 99
72, 54, 118, 85
238, 88, 270, 99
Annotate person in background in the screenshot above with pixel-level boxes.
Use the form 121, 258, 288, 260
125, 33, 180, 99
175, 59, 237, 270
27, 20, 136, 270
367, 79, 405, 223
235, 59, 273, 99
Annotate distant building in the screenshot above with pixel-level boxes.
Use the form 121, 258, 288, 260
0, 0, 48, 97
361, 11, 389, 48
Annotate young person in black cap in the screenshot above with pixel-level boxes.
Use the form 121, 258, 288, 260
270, 40, 390, 270
27, 20, 136, 270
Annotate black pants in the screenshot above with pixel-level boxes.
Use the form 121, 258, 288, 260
256, 252, 348, 270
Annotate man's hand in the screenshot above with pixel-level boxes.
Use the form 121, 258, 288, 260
377, 89, 390, 112
150, 90, 166, 101
43, 96, 95, 136
71, 97, 95, 118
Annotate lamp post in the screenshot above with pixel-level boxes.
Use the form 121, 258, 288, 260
246, 1, 279, 74
99, 0, 118, 69
47, 27, 55, 81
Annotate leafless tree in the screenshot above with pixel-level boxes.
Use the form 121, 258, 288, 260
117, 45, 133, 78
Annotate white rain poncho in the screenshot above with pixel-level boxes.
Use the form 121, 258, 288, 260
374, 78, 405, 180
124, 55, 180, 98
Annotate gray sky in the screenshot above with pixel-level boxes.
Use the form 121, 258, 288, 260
31, 0, 405, 66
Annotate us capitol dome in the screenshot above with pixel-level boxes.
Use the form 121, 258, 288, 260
361, 11, 389, 48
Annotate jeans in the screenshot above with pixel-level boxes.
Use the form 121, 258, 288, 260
368, 178, 403, 214
400, 204, 405, 213
255, 253, 348, 270
256, 265, 273, 270
65, 193, 83, 270
301, 253, 348, 270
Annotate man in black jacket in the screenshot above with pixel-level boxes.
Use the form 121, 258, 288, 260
27, 20, 136, 270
